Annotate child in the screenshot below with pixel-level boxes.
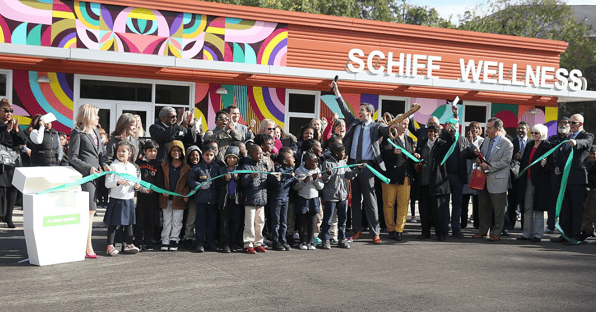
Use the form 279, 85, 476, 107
293, 151, 324, 250
241, 145, 271, 254
159, 140, 191, 251
104, 141, 142, 256
271, 148, 296, 251
135, 140, 163, 251
187, 144, 219, 252
182, 145, 201, 249
320, 142, 362, 249
254, 133, 275, 171
216, 146, 243, 253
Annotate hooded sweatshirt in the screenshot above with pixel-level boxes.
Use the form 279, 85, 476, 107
188, 146, 220, 205
216, 145, 242, 207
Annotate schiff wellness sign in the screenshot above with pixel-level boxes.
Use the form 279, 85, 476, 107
347, 48, 587, 92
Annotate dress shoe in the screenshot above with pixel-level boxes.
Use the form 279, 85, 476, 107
564, 239, 580, 246
517, 236, 531, 241
531, 237, 541, 243
437, 236, 446, 242
5, 220, 15, 228
388, 231, 396, 240
452, 232, 465, 238
244, 247, 257, 254
489, 235, 501, 242
501, 230, 510, 237
352, 231, 363, 240
395, 232, 403, 241
417, 234, 430, 239
194, 245, 204, 253
221, 245, 231, 253
372, 235, 382, 244
544, 227, 556, 234
255, 245, 267, 252
550, 236, 566, 243
85, 252, 98, 259
472, 233, 486, 239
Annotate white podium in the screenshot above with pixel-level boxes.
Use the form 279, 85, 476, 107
13, 167, 89, 266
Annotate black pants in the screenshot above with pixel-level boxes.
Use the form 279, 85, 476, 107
220, 202, 242, 248
296, 212, 317, 245
108, 225, 134, 246
134, 196, 159, 246
418, 185, 448, 238
461, 194, 479, 228
0, 186, 18, 225
560, 184, 587, 240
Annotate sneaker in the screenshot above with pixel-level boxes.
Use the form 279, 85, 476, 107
106, 245, 119, 256
255, 245, 267, 253
221, 245, 231, 253
282, 242, 292, 251
123, 243, 140, 254
345, 237, 354, 243
338, 241, 350, 249
170, 241, 179, 251
313, 236, 322, 246
330, 238, 339, 245
322, 240, 331, 250
299, 243, 308, 250
160, 244, 169, 251
273, 241, 285, 251
308, 244, 316, 250
243, 247, 257, 254
144, 244, 154, 251
293, 232, 300, 240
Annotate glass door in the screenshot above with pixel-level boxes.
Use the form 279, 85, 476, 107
117, 102, 153, 138
82, 100, 115, 134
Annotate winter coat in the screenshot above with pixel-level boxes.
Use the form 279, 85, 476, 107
271, 164, 296, 201
159, 141, 191, 209
321, 155, 361, 202
188, 161, 220, 205
240, 158, 270, 207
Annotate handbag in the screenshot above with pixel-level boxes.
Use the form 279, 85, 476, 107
0, 144, 20, 166
469, 168, 487, 190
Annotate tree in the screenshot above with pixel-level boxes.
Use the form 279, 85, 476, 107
458, 0, 596, 90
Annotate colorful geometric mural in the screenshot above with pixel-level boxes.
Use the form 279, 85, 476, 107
0, 0, 288, 64
11, 70, 74, 134
492, 103, 558, 137
194, 82, 285, 133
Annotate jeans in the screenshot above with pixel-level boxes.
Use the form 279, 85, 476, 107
320, 200, 348, 241
271, 199, 289, 243
195, 203, 217, 247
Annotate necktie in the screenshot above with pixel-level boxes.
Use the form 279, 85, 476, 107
356, 123, 365, 162
485, 139, 496, 160
520, 139, 525, 157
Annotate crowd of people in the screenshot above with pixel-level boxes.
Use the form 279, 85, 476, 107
0, 80, 595, 258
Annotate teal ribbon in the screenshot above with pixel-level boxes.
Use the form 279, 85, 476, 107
516, 140, 568, 178
440, 123, 460, 166
366, 164, 390, 184
387, 139, 421, 163
555, 148, 574, 242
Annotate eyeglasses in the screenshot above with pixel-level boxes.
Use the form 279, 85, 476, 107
267, 127, 276, 131
559, 121, 569, 125
3, 109, 13, 113
168, 115, 177, 119
217, 117, 229, 121
571, 121, 582, 125
530, 132, 540, 134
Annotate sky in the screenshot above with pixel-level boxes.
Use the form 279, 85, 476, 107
411, 0, 596, 24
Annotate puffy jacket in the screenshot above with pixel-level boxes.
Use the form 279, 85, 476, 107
271, 164, 296, 201
216, 146, 242, 207
293, 165, 323, 200
240, 159, 269, 207
321, 156, 361, 202
188, 161, 220, 205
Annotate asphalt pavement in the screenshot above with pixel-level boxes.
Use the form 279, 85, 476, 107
1, 207, 596, 311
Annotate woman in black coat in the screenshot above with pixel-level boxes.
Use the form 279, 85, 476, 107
69, 104, 107, 258
517, 124, 553, 242
28, 114, 62, 166
0, 98, 27, 228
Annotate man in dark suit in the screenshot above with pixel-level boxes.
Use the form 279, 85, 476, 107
332, 81, 389, 244
506, 121, 529, 234
546, 117, 570, 233
149, 107, 195, 163
551, 114, 594, 245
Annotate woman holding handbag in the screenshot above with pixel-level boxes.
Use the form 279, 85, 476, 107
0, 98, 27, 228
69, 104, 108, 258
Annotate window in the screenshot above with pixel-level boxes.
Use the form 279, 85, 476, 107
285, 90, 320, 138
462, 101, 491, 136
80, 79, 151, 102
156, 84, 190, 105
0, 70, 11, 103
0, 73, 6, 98
378, 96, 409, 121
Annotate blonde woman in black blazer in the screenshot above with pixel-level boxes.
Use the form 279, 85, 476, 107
69, 104, 107, 258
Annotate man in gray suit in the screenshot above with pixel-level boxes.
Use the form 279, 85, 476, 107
472, 117, 513, 242
332, 81, 389, 244
226, 105, 254, 142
